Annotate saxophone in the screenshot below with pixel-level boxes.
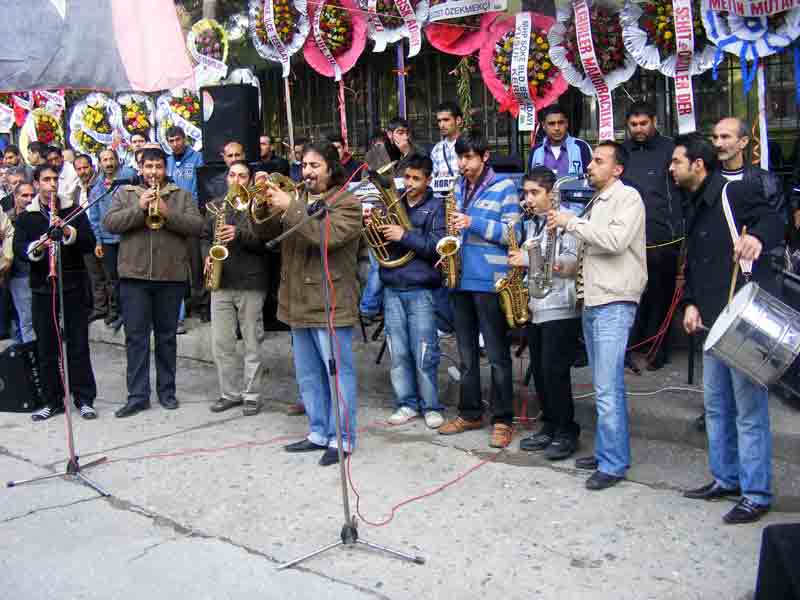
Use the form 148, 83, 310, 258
204, 200, 229, 292
436, 186, 461, 289
524, 174, 583, 299
495, 220, 529, 328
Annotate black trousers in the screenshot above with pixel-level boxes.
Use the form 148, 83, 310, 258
83, 253, 108, 314
31, 281, 97, 408
631, 245, 679, 364
101, 243, 120, 318
120, 278, 184, 406
450, 291, 513, 425
527, 318, 581, 438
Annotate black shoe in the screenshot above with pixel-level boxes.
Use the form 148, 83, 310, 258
110, 317, 124, 333
624, 352, 641, 375
176, 321, 187, 335
586, 471, 624, 490
544, 435, 578, 461
88, 310, 107, 323
209, 398, 243, 413
78, 404, 97, 420
159, 397, 179, 410
115, 401, 149, 418
200, 310, 211, 323
723, 498, 770, 524
31, 404, 65, 422
284, 439, 327, 453
694, 411, 706, 433
104, 313, 116, 325
520, 426, 554, 452
319, 447, 350, 466
683, 481, 741, 501
575, 456, 599, 470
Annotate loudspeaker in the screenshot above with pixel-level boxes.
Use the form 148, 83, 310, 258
200, 84, 260, 164
0, 342, 44, 412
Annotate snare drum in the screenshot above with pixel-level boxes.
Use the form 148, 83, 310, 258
704, 283, 800, 394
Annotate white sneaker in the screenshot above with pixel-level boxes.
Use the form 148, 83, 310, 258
388, 406, 419, 425
424, 411, 444, 429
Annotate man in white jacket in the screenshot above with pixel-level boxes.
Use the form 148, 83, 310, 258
510, 167, 582, 461
547, 141, 647, 491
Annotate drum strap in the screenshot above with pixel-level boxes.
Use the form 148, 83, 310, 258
721, 183, 753, 279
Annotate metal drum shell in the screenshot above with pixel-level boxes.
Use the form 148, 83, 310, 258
704, 283, 800, 387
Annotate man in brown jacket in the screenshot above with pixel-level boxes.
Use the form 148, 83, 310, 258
103, 147, 205, 418
262, 141, 362, 467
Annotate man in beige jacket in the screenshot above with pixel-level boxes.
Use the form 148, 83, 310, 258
548, 141, 647, 491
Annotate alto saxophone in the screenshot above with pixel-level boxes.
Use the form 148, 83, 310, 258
204, 200, 229, 292
495, 220, 530, 328
436, 186, 461, 289
524, 174, 583, 299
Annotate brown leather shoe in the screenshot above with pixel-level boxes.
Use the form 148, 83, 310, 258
490, 423, 513, 448
439, 416, 483, 435
286, 402, 306, 416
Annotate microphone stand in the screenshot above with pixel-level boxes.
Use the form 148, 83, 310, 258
267, 195, 425, 570
6, 184, 123, 496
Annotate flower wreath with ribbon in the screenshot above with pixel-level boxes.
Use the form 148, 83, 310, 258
0, 94, 14, 134
479, 12, 567, 129
359, 0, 430, 57
701, 2, 800, 94
425, 2, 503, 55
156, 90, 203, 154
115, 93, 156, 163
621, 0, 716, 76
303, 0, 367, 80
21, 108, 65, 165
549, 0, 637, 97
250, 0, 311, 77
69, 93, 120, 158
33, 90, 66, 121
188, 18, 230, 87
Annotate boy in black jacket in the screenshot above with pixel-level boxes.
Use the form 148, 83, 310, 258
13, 165, 98, 421
369, 154, 447, 429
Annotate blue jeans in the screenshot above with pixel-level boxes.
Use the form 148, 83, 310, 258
292, 327, 358, 452
583, 301, 637, 477
359, 251, 383, 316
384, 287, 442, 413
8, 276, 35, 343
703, 352, 772, 505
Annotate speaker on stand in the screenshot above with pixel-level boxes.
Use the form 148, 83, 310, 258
199, 84, 261, 165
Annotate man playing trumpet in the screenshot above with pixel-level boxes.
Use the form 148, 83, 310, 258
261, 141, 362, 467
104, 147, 205, 418
202, 160, 271, 416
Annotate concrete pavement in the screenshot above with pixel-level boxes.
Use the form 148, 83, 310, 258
1, 339, 799, 599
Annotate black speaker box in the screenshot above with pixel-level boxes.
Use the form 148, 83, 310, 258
0, 342, 44, 412
200, 84, 260, 165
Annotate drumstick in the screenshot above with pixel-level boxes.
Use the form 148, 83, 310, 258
728, 225, 747, 304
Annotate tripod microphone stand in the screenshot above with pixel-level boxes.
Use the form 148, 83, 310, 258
6, 188, 117, 496
266, 196, 425, 570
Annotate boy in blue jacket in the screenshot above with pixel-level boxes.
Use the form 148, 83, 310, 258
373, 154, 447, 429
438, 133, 522, 448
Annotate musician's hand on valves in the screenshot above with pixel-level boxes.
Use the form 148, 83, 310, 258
204, 256, 212, 275
450, 211, 471, 232
683, 304, 704, 335
733, 233, 762, 262
266, 185, 292, 213
138, 188, 156, 211
219, 224, 236, 243
254, 171, 269, 185
546, 209, 570, 231
508, 249, 525, 268
94, 244, 104, 259
379, 224, 405, 242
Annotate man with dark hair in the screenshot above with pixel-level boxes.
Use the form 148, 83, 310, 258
438, 132, 522, 448
72, 152, 108, 323
548, 140, 647, 490
289, 137, 307, 182
369, 153, 446, 428
26, 142, 49, 167
202, 160, 271, 416
386, 117, 425, 180
323, 132, 363, 180
622, 101, 681, 371
14, 164, 98, 422
257, 134, 290, 176
671, 133, 783, 524
5, 181, 36, 343
3, 145, 23, 168
263, 140, 362, 466
1, 166, 27, 213
528, 104, 593, 177
46, 145, 80, 210
104, 147, 205, 418
430, 101, 463, 188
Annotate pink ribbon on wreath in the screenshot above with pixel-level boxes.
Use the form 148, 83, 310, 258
573, 0, 614, 141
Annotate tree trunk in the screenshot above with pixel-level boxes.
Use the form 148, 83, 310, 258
202, 0, 217, 19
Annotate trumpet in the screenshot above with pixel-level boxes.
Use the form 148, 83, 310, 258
250, 173, 302, 224
145, 180, 165, 230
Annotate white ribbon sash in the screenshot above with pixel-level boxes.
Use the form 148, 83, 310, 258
673, 0, 697, 134
511, 13, 536, 132
395, 0, 422, 57
707, 0, 798, 16
573, 0, 614, 141
429, 0, 506, 22
313, 4, 343, 81
264, 0, 292, 77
